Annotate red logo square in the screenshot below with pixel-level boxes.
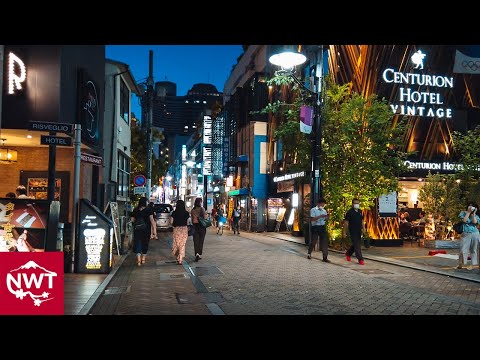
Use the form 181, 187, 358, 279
0, 252, 64, 315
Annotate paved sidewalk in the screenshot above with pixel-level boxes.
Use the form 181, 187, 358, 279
89, 233, 211, 315
261, 231, 480, 283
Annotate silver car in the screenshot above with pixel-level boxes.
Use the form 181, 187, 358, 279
154, 204, 173, 231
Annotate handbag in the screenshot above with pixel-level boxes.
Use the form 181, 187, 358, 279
188, 224, 195, 236
453, 221, 464, 234
198, 217, 212, 228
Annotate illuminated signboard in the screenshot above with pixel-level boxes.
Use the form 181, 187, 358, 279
203, 116, 212, 145
76, 199, 113, 274
382, 50, 454, 118
273, 171, 305, 182
0, 198, 50, 252
8, 52, 26, 94
203, 146, 212, 175
403, 160, 480, 172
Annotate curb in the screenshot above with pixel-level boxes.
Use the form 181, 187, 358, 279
258, 232, 480, 284
76, 253, 130, 315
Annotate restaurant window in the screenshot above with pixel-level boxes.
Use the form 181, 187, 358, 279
120, 78, 130, 123
117, 151, 130, 198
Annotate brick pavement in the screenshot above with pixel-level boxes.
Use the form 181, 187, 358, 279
89, 227, 480, 315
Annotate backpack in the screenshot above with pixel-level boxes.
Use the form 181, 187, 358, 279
134, 211, 148, 231
453, 221, 464, 234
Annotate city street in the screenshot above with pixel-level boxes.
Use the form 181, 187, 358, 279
89, 228, 480, 315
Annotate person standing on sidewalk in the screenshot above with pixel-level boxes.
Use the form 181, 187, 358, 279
232, 205, 242, 234
343, 198, 366, 265
170, 200, 190, 265
191, 197, 207, 262
456, 201, 480, 270
308, 198, 330, 262
130, 197, 156, 266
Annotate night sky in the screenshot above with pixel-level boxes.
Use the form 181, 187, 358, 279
105, 45, 244, 118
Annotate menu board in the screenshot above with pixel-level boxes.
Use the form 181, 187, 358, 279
0, 198, 50, 252
76, 199, 113, 274
379, 191, 397, 217
28, 178, 61, 201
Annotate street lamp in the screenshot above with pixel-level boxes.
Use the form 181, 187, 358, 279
269, 45, 324, 241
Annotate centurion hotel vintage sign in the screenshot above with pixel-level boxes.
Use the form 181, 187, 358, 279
382, 50, 454, 118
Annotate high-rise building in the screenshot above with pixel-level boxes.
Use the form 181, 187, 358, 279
150, 82, 222, 138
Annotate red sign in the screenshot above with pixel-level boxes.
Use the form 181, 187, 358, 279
81, 152, 103, 166
0, 253, 64, 315
134, 175, 146, 187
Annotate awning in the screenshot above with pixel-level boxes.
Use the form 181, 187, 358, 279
228, 188, 249, 196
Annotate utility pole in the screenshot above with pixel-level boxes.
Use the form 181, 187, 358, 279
146, 50, 154, 201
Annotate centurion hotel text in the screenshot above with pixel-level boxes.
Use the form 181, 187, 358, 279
382, 69, 453, 118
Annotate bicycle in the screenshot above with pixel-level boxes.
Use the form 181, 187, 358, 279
216, 216, 226, 235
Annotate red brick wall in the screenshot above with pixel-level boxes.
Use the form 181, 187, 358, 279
0, 146, 74, 221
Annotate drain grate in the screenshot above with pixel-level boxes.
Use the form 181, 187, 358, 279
159, 272, 190, 281
176, 292, 224, 304
191, 266, 223, 276
104, 286, 131, 295
352, 269, 394, 275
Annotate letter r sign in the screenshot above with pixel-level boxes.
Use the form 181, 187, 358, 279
0, 253, 64, 315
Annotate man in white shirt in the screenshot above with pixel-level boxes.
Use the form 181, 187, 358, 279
308, 198, 330, 262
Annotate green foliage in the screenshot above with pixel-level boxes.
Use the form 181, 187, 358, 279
322, 80, 409, 232
130, 126, 167, 203
418, 173, 464, 222
452, 125, 480, 178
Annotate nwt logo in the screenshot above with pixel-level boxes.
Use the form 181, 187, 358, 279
0, 253, 64, 315
7, 261, 57, 307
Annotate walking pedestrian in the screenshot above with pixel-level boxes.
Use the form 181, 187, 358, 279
211, 207, 217, 227
343, 198, 366, 265
170, 200, 190, 265
456, 201, 480, 270
130, 197, 156, 266
232, 205, 242, 234
307, 198, 330, 262
191, 197, 207, 262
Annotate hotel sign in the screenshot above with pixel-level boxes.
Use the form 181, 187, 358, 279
404, 160, 480, 172
273, 171, 305, 183
382, 50, 453, 119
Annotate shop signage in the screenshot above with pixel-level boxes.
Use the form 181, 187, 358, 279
81, 152, 102, 166
40, 135, 72, 147
133, 186, 146, 195
76, 199, 112, 274
379, 191, 397, 217
7, 52, 26, 94
203, 146, 212, 175
403, 160, 480, 172
29, 121, 73, 134
203, 116, 212, 145
277, 180, 294, 193
382, 50, 454, 118
273, 171, 305, 183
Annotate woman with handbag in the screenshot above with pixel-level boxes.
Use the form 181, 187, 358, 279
456, 201, 480, 270
170, 200, 190, 265
191, 197, 207, 262
130, 197, 156, 266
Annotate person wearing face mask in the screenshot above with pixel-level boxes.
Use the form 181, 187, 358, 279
232, 205, 242, 235
343, 198, 367, 265
308, 198, 330, 262
456, 201, 480, 270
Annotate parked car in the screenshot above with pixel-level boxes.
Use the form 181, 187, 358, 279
154, 204, 174, 231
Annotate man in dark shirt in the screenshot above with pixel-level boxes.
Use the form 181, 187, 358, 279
343, 198, 367, 265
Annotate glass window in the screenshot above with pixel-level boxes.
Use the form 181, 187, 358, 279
117, 151, 130, 198
120, 78, 130, 123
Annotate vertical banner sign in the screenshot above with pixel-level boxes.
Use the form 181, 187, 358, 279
203, 115, 212, 176
299, 105, 313, 134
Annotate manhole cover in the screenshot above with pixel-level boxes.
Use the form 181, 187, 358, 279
176, 292, 224, 304
352, 269, 394, 275
156, 260, 178, 266
104, 286, 131, 295
159, 272, 190, 280
191, 266, 223, 276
